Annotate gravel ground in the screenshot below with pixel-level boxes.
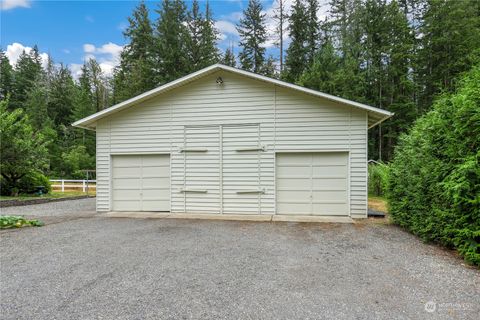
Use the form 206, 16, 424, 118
0, 198, 95, 219
1, 216, 478, 320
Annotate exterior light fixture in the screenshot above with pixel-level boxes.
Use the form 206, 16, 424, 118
216, 77, 224, 85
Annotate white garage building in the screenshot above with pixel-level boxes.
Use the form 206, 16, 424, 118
73, 64, 392, 218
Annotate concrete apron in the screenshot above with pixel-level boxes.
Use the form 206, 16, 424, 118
101, 212, 355, 224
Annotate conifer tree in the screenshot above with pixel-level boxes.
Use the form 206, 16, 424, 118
417, 0, 480, 111
283, 0, 308, 82
222, 46, 236, 67
11, 47, 44, 109
199, 1, 220, 67
262, 56, 277, 78
0, 51, 13, 100
272, 0, 288, 72
186, 0, 219, 71
154, 0, 189, 83
237, 0, 267, 73
305, 0, 320, 64
114, 0, 156, 102
186, 0, 204, 70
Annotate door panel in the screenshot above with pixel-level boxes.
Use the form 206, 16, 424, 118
112, 154, 170, 211
184, 126, 220, 213
276, 152, 348, 216
222, 124, 262, 214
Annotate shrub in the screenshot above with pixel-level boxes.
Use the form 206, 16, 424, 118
387, 66, 480, 266
368, 162, 389, 197
0, 171, 51, 196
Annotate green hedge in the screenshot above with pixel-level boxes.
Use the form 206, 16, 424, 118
387, 66, 480, 266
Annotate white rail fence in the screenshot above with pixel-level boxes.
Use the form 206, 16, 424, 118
50, 179, 97, 192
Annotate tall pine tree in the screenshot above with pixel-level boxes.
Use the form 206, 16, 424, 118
237, 0, 267, 73
283, 0, 309, 82
154, 0, 190, 83
186, 0, 220, 71
114, 0, 156, 102
417, 0, 480, 111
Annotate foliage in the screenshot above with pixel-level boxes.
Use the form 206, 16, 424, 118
0, 100, 50, 195
61, 145, 96, 179
387, 65, 480, 265
0, 216, 44, 229
368, 162, 389, 197
154, 0, 190, 83
237, 0, 267, 73
1, 171, 51, 196
283, 0, 309, 82
222, 47, 236, 67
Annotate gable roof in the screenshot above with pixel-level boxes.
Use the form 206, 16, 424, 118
72, 64, 393, 130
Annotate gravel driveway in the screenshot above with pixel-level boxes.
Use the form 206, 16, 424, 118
0, 198, 96, 226
1, 212, 479, 320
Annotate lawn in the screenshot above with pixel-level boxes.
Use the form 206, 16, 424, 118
368, 196, 388, 213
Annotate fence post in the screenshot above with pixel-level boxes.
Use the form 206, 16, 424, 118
61, 180, 64, 192
82, 180, 86, 192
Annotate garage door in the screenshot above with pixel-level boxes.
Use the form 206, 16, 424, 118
276, 152, 348, 215
112, 154, 170, 211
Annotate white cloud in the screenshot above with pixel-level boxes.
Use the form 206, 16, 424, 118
69, 63, 83, 79
216, 20, 239, 35
77, 42, 123, 77
83, 44, 96, 53
5, 42, 49, 69
0, 0, 30, 10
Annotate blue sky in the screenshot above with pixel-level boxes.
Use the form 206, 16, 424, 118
1, 0, 328, 77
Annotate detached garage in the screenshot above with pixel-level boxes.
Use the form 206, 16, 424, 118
73, 64, 392, 218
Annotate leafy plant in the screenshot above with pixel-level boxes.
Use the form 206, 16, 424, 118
0, 216, 44, 229
368, 162, 389, 197
387, 65, 480, 266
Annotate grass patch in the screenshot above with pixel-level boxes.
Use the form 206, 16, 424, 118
368, 196, 388, 213
0, 191, 95, 201
0, 216, 44, 229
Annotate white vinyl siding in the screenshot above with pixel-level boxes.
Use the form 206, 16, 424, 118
95, 70, 367, 217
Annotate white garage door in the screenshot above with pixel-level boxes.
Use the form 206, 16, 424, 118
276, 152, 348, 216
112, 154, 170, 211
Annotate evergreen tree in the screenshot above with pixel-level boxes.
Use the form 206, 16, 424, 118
272, 0, 288, 72
47, 64, 76, 126
299, 39, 341, 94
417, 0, 480, 111
186, 0, 204, 70
262, 56, 277, 78
86, 59, 109, 112
305, 0, 320, 64
154, 0, 190, 83
11, 46, 44, 109
23, 80, 50, 131
237, 0, 267, 73
114, 0, 156, 102
222, 46, 236, 67
283, 0, 308, 82
199, 1, 220, 68
0, 51, 14, 100
185, 0, 219, 71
